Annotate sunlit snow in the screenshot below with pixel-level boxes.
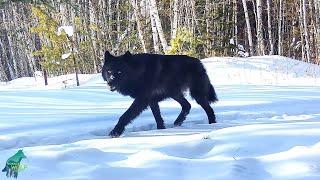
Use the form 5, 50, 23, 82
1, 56, 320, 179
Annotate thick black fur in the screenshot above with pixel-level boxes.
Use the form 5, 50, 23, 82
102, 51, 218, 137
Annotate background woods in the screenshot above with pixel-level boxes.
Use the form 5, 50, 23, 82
0, 0, 319, 82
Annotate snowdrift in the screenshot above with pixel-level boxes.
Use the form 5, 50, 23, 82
1, 56, 320, 179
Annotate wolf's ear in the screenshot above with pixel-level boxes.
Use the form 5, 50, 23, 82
104, 51, 113, 60
124, 51, 132, 57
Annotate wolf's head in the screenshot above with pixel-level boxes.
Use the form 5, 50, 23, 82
102, 51, 133, 92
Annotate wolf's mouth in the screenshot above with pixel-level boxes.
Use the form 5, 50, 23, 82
110, 86, 116, 91
107, 84, 116, 92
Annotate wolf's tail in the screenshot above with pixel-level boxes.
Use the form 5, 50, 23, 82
189, 61, 218, 104
190, 77, 218, 104
208, 83, 218, 103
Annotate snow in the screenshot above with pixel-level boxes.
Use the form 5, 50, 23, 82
1, 55, 320, 179
57, 26, 74, 37
0, 74, 93, 90
61, 52, 72, 60
229, 38, 235, 45
238, 44, 245, 51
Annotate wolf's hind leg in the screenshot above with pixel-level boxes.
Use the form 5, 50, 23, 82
172, 95, 191, 126
195, 97, 216, 124
150, 101, 166, 129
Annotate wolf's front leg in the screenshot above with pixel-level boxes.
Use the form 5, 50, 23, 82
149, 101, 166, 129
109, 98, 149, 137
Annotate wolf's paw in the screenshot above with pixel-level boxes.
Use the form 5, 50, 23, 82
173, 120, 183, 127
157, 124, 166, 129
209, 116, 217, 124
109, 127, 124, 138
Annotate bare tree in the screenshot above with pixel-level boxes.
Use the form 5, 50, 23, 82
149, 0, 169, 52
256, 0, 264, 55
266, 0, 274, 55
241, 0, 254, 55
148, 0, 160, 53
302, 0, 311, 62
130, 0, 148, 53
278, 0, 284, 55
2, 0, 320, 82
171, 0, 179, 40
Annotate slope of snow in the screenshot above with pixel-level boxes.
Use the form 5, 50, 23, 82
0, 74, 94, 90
204, 55, 320, 86
1, 56, 320, 179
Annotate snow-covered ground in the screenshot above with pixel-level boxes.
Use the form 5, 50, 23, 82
1, 55, 320, 179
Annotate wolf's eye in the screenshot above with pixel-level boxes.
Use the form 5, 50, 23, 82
117, 71, 122, 74
107, 70, 112, 74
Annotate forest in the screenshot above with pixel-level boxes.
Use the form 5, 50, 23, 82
0, 0, 319, 82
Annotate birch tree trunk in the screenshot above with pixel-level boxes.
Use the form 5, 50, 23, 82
59, 3, 68, 25
314, 0, 320, 61
256, 0, 264, 55
1, 8, 15, 80
149, 1, 160, 53
149, 0, 169, 52
233, 0, 238, 49
116, 0, 121, 43
267, 0, 274, 55
241, 0, 254, 55
302, 0, 311, 62
191, 0, 197, 35
89, 0, 98, 73
107, 0, 113, 49
278, 0, 284, 55
205, 0, 211, 56
130, 0, 148, 53
298, 0, 306, 60
171, 0, 179, 39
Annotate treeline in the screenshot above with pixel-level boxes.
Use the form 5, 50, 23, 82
0, 0, 319, 82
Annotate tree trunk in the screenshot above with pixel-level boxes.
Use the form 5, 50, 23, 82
89, 0, 98, 73
234, 0, 238, 48
43, 68, 48, 85
241, 0, 254, 55
267, 0, 274, 55
171, 0, 179, 39
205, 0, 211, 56
149, 1, 160, 53
130, 0, 148, 53
70, 37, 80, 86
298, 0, 305, 60
149, 0, 169, 52
116, 0, 121, 43
302, 0, 311, 62
107, 0, 113, 49
314, 0, 320, 62
278, 0, 284, 55
256, 0, 264, 55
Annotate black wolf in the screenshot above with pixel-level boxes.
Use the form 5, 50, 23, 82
102, 51, 218, 137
